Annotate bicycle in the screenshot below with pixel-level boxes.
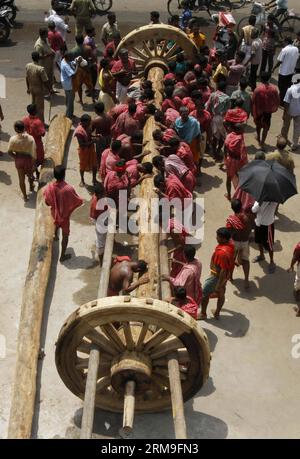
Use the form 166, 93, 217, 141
167, 0, 247, 19
237, 2, 300, 42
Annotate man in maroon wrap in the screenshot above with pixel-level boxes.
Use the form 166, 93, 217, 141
22, 103, 46, 177
44, 165, 83, 262
224, 123, 248, 201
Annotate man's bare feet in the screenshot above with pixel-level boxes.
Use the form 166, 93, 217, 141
244, 280, 250, 289
212, 309, 220, 320
224, 193, 231, 201
23, 194, 28, 202
60, 253, 72, 262
268, 262, 276, 274
197, 313, 207, 320
293, 307, 300, 317
252, 255, 265, 263
53, 234, 59, 241
79, 181, 85, 187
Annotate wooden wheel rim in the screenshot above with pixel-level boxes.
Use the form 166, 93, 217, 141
114, 25, 199, 76
55, 296, 211, 413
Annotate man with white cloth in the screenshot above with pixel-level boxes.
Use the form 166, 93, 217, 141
273, 36, 299, 105
44, 1, 70, 43
281, 74, 300, 151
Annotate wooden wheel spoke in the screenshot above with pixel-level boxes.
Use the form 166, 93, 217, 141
159, 40, 168, 58
84, 326, 119, 356
167, 54, 180, 64
131, 46, 148, 60
142, 40, 154, 58
152, 349, 190, 366
77, 339, 92, 355
122, 322, 135, 351
136, 323, 149, 351
143, 328, 171, 352
101, 324, 126, 352
164, 43, 179, 60
150, 337, 184, 360
75, 357, 89, 370
97, 361, 112, 378
130, 56, 147, 66
96, 376, 111, 393
154, 366, 186, 381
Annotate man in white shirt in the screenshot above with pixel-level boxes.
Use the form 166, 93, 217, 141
245, 27, 263, 91
100, 12, 119, 46
44, 1, 70, 42
281, 75, 300, 150
273, 37, 299, 105
252, 201, 277, 273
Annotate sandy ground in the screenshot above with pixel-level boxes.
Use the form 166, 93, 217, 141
0, 1, 300, 439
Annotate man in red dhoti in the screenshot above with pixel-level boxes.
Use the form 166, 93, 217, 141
252, 71, 280, 150
99, 139, 122, 182
91, 102, 113, 168
224, 123, 248, 201
224, 98, 248, 126
44, 165, 83, 262
111, 102, 140, 138
200, 228, 235, 320
22, 104, 45, 176
74, 114, 97, 187
152, 154, 195, 192
154, 173, 192, 206
125, 160, 153, 187
7, 120, 36, 201
170, 286, 198, 320
162, 245, 202, 306
166, 137, 197, 176
104, 160, 130, 209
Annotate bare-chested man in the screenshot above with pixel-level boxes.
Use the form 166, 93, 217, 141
108, 258, 149, 296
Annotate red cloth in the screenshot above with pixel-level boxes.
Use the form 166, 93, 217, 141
162, 128, 177, 143
190, 109, 212, 133
104, 40, 117, 58
162, 97, 182, 113
180, 296, 198, 319
104, 170, 129, 204
170, 259, 202, 305
211, 242, 235, 272
48, 30, 64, 52
74, 124, 97, 172
14, 155, 34, 176
199, 86, 211, 104
252, 83, 280, 120
224, 107, 248, 124
293, 243, 300, 263
109, 103, 128, 120
232, 185, 255, 213
177, 142, 197, 175
226, 213, 247, 231
44, 181, 83, 234
165, 108, 180, 127
165, 154, 195, 192
167, 218, 188, 277
165, 174, 193, 203
90, 194, 102, 220
164, 72, 176, 81
112, 255, 131, 265
111, 58, 136, 85
224, 132, 248, 179
125, 159, 139, 186
112, 112, 140, 138
99, 148, 121, 181
22, 115, 45, 165
182, 97, 196, 113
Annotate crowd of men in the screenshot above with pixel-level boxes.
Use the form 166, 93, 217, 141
4, 1, 300, 319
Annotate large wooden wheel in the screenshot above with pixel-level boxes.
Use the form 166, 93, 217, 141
115, 24, 199, 76
55, 296, 210, 414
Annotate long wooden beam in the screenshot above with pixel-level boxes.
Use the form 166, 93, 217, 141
8, 115, 72, 439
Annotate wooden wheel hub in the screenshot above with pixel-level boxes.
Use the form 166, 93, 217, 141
114, 24, 199, 77
111, 350, 152, 394
55, 296, 211, 413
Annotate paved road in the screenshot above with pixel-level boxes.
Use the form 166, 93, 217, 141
0, 1, 300, 440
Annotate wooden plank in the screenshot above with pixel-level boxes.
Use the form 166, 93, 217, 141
80, 346, 101, 438
167, 352, 187, 439
122, 381, 136, 434
8, 115, 72, 439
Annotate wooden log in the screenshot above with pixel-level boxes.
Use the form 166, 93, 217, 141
159, 232, 172, 300
167, 352, 187, 440
137, 67, 164, 299
8, 115, 72, 439
80, 346, 100, 439
122, 380, 136, 434
80, 208, 117, 439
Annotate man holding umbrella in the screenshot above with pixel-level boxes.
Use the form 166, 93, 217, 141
238, 159, 298, 274
252, 200, 278, 273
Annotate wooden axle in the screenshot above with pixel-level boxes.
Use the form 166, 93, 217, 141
8, 114, 72, 439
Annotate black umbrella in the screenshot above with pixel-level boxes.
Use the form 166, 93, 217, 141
238, 160, 297, 204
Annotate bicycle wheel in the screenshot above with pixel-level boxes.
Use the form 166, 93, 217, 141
280, 16, 300, 42
208, 0, 232, 13
230, 0, 247, 9
93, 0, 113, 15
167, 0, 184, 17
237, 16, 250, 37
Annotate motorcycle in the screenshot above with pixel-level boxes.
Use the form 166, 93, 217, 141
52, 0, 113, 16
0, 0, 18, 22
0, 6, 13, 43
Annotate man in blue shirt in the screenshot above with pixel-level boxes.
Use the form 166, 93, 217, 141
60, 52, 81, 119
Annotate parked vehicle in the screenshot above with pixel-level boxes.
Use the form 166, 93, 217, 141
167, 0, 247, 18
52, 0, 113, 16
0, 6, 13, 43
0, 0, 18, 22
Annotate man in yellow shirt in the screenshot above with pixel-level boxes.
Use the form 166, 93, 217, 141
266, 136, 295, 173
213, 52, 229, 83
188, 20, 206, 49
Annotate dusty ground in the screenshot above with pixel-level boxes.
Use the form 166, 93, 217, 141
0, 0, 300, 439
